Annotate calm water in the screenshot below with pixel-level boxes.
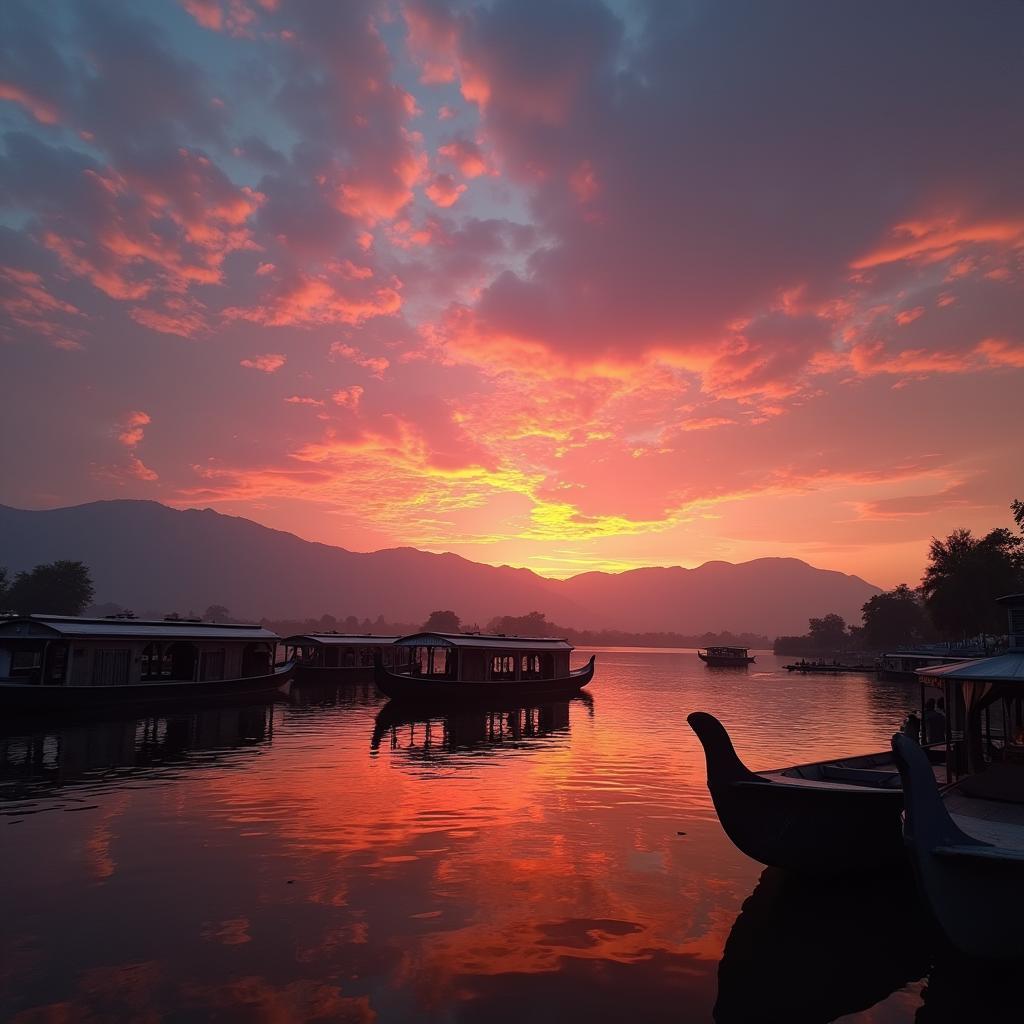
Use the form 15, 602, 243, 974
0, 650, 1015, 1022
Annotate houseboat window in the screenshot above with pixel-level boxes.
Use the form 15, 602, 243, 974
200, 649, 226, 681
383, 648, 393, 667
141, 643, 173, 680
166, 642, 198, 681
92, 649, 130, 686
324, 646, 339, 668
343, 647, 356, 667
521, 654, 541, 678
430, 647, 449, 676
359, 647, 375, 668
12, 650, 42, 670
491, 655, 516, 679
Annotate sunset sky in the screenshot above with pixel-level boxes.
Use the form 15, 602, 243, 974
2, 0, 1022, 589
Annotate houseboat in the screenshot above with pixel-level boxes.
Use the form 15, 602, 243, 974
280, 633, 409, 684
698, 646, 755, 667
876, 651, 976, 682
0, 615, 292, 713
891, 593, 1024, 959
373, 632, 595, 702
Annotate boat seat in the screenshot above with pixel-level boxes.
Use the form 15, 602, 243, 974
819, 764, 902, 789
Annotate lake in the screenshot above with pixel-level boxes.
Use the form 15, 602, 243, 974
1, 650, 1015, 1021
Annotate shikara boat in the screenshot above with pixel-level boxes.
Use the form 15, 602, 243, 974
892, 732, 1024, 960
373, 631, 595, 703
0, 615, 293, 713
687, 711, 944, 873
698, 646, 755, 667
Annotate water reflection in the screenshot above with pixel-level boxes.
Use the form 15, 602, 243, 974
715, 867, 930, 1023
0, 701, 275, 813
370, 694, 594, 760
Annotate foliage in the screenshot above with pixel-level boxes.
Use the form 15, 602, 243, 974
807, 613, 848, 650
204, 604, 232, 622
0, 566, 8, 610
920, 527, 1024, 638
422, 609, 461, 632
6, 560, 95, 615
860, 584, 934, 650
486, 611, 556, 636
1013, 498, 1024, 532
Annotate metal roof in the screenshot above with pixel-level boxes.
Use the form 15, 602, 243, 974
917, 652, 1024, 684
282, 633, 399, 646
394, 631, 573, 651
0, 615, 279, 642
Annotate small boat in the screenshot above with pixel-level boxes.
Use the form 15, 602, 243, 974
373, 631, 595, 703
697, 646, 755, 667
892, 733, 1024, 960
280, 633, 409, 684
0, 614, 293, 713
687, 711, 944, 872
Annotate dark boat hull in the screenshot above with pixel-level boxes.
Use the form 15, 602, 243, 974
688, 712, 907, 873
0, 662, 295, 714
373, 655, 595, 703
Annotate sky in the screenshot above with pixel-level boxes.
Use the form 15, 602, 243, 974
1, 0, 1022, 589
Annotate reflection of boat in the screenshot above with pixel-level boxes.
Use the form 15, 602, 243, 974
1, 702, 275, 801
373, 632, 595, 702
279, 633, 409, 684
698, 647, 755, 667
715, 867, 929, 1022
0, 615, 292, 713
687, 712, 944, 873
371, 693, 593, 757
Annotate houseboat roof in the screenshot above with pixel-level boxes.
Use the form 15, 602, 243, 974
282, 633, 400, 646
0, 615, 279, 642
395, 631, 573, 652
916, 652, 1024, 685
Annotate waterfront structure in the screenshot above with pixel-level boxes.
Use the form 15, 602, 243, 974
876, 651, 977, 682
374, 631, 595, 701
0, 615, 291, 711
280, 633, 409, 683
697, 646, 755, 667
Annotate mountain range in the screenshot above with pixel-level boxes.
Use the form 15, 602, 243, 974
0, 500, 880, 636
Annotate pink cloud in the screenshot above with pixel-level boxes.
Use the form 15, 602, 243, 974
425, 173, 467, 208
332, 385, 364, 408
240, 353, 287, 373
438, 138, 490, 179
0, 81, 60, 124
117, 411, 151, 447
329, 342, 390, 378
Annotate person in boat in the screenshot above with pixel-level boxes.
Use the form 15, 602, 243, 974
923, 697, 946, 744
902, 711, 921, 742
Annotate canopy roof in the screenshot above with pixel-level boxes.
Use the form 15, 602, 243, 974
282, 633, 399, 646
395, 631, 573, 652
0, 615, 278, 642
917, 652, 1024, 685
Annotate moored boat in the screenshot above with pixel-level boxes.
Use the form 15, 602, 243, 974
687, 711, 944, 873
698, 646, 755, 667
280, 633, 409, 684
0, 614, 293, 713
373, 631, 595, 702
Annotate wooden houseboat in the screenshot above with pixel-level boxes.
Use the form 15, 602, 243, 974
698, 646, 755, 667
373, 632, 595, 702
0, 615, 292, 713
280, 633, 410, 684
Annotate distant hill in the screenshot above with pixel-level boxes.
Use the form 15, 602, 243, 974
0, 501, 880, 636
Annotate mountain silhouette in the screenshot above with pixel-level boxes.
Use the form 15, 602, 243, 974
0, 501, 879, 635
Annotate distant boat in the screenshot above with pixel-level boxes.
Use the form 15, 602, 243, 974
0, 615, 293, 713
687, 711, 944, 873
373, 631, 595, 702
697, 646, 755, 667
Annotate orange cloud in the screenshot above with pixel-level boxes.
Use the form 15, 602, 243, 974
0, 81, 60, 124
117, 411, 151, 447
425, 173, 467, 208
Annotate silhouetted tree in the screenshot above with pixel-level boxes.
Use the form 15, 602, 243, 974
319, 613, 338, 632
7, 560, 95, 615
861, 585, 934, 649
920, 527, 1024, 638
807, 613, 847, 651
1013, 498, 1024, 532
423, 610, 461, 632
487, 611, 554, 636
0, 567, 8, 610
204, 604, 231, 622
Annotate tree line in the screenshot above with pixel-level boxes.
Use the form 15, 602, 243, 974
0, 560, 94, 615
775, 502, 1024, 654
